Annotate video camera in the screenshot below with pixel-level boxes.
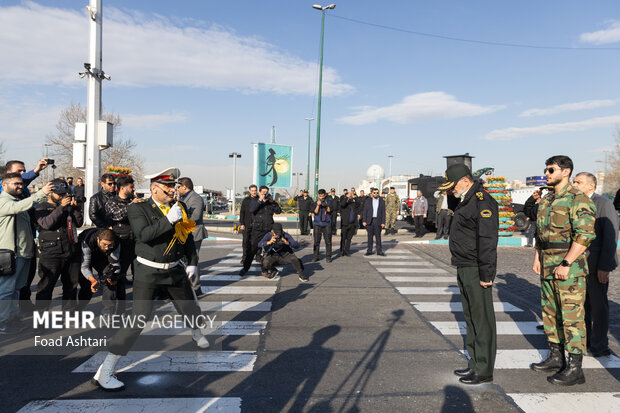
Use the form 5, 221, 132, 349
70, 194, 87, 203
102, 264, 120, 284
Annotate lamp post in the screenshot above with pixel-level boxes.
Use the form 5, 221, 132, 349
388, 155, 394, 178
304, 117, 314, 194
312, 3, 335, 199
229, 152, 241, 215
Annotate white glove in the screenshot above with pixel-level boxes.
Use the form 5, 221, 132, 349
166, 203, 183, 224
186, 265, 198, 279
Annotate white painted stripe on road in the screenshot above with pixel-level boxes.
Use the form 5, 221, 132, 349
363, 255, 418, 259
508, 393, 620, 413
411, 302, 523, 312
201, 274, 277, 282
17, 398, 242, 413
387, 276, 456, 283
233, 247, 243, 252
203, 286, 277, 295
225, 253, 243, 257
158, 301, 272, 312
397, 286, 460, 295
73, 351, 257, 373
203, 244, 239, 249
143, 321, 267, 336
209, 266, 262, 271
376, 268, 448, 273
433, 321, 544, 335
368, 261, 434, 266
202, 269, 262, 275
466, 349, 620, 369
220, 259, 255, 264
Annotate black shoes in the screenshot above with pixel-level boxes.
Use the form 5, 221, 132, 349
377, 252, 386, 256
453, 367, 472, 377
536, 324, 545, 330
239, 268, 248, 276
312, 257, 319, 262
364, 252, 373, 256
298, 273, 309, 282
592, 348, 611, 358
530, 342, 565, 372
326, 257, 332, 263
459, 372, 493, 385
547, 353, 585, 386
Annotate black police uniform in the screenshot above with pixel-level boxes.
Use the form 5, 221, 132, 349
239, 195, 256, 263
449, 179, 499, 378
328, 193, 340, 235
295, 195, 313, 235
339, 195, 357, 256
240, 197, 282, 273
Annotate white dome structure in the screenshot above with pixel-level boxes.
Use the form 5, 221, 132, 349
366, 164, 385, 181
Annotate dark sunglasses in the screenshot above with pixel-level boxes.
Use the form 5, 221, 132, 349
544, 167, 559, 174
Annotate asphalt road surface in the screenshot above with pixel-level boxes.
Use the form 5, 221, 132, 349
2, 234, 618, 412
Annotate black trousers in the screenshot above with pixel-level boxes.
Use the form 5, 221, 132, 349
119, 238, 136, 277
19, 256, 37, 302
585, 255, 609, 353
263, 252, 304, 274
299, 212, 310, 234
330, 213, 338, 234
436, 210, 451, 238
108, 275, 200, 356
340, 223, 356, 255
366, 218, 383, 254
101, 277, 127, 315
414, 215, 425, 237
242, 227, 269, 271
313, 225, 332, 259
241, 226, 252, 261
35, 255, 81, 310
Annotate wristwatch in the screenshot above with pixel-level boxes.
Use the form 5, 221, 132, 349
560, 259, 570, 267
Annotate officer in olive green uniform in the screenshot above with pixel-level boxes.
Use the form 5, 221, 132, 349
530, 155, 595, 386
385, 187, 400, 234
92, 168, 210, 392
440, 164, 499, 385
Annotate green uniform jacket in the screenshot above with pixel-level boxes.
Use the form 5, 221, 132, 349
128, 198, 197, 283
385, 193, 400, 211
536, 183, 596, 280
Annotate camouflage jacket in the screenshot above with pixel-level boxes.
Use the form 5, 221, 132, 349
536, 183, 596, 279
385, 193, 400, 211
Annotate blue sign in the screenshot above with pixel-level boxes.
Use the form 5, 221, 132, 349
526, 176, 547, 186
254, 143, 292, 188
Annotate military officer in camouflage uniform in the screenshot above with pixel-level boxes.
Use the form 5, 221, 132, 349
384, 187, 400, 235
530, 155, 596, 386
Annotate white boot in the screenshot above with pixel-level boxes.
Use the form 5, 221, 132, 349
192, 328, 210, 349
92, 352, 125, 391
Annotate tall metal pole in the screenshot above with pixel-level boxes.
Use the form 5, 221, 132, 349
314, 8, 327, 199
84, 0, 103, 225
388, 155, 394, 178
305, 117, 314, 192
229, 152, 241, 215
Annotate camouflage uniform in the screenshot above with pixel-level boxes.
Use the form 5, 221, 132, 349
536, 183, 596, 354
385, 193, 400, 230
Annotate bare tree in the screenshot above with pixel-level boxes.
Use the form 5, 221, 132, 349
603, 126, 620, 194
45, 103, 144, 184
0, 141, 6, 176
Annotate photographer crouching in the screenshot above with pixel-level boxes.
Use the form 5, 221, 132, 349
258, 223, 307, 282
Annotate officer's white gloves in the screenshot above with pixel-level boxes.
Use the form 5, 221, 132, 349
167, 203, 183, 224
186, 265, 198, 279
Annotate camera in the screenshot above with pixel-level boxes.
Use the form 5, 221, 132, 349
46, 159, 55, 165
71, 194, 87, 203
103, 264, 120, 283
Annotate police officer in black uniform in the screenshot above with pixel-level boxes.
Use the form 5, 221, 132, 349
34, 178, 83, 310
239, 184, 257, 264
439, 164, 499, 385
295, 189, 313, 235
328, 188, 340, 236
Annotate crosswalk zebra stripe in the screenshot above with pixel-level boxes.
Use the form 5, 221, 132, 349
17, 398, 242, 413
157, 301, 272, 312
368, 261, 434, 266
201, 275, 277, 281
376, 268, 448, 273
209, 266, 262, 271
363, 255, 419, 260
203, 286, 277, 295
432, 321, 544, 335
396, 286, 460, 295
142, 321, 267, 336
462, 349, 620, 369
387, 276, 456, 283
411, 302, 523, 312
73, 351, 257, 373
507, 393, 620, 413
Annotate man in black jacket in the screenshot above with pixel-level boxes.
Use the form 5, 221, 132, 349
328, 188, 340, 236
523, 189, 542, 247
362, 188, 386, 256
356, 190, 368, 229
440, 164, 499, 385
295, 189, 313, 235
89, 173, 115, 227
339, 190, 357, 256
239, 185, 258, 264
34, 178, 84, 310
240, 185, 282, 276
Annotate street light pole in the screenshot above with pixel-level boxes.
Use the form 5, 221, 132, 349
312, 4, 335, 199
304, 117, 314, 193
229, 153, 241, 215
388, 155, 394, 178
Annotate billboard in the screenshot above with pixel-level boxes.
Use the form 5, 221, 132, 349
253, 143, 293, 188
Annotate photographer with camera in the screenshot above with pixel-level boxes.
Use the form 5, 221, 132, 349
258, 223, 307, 282
239, 185, 282, 276
34, 178, 84, 310
313, 189, 333, 263
89, 173, 116, 228
78, 228, 124, 315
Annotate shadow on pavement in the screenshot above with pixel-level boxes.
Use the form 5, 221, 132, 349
440, 385, 474, 412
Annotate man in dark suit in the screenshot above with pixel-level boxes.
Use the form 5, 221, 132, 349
339, 190, 357, 256
92, 168, 210, 391
573, 172, 618, 358
178, 177, 208, 296
362, 188, 386, 256
239, 185, 258, 264
294, 189, 313, 235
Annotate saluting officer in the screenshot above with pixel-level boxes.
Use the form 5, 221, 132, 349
439, 164, 499, 385
93, 168, 209, 391
530, 155, 595, 386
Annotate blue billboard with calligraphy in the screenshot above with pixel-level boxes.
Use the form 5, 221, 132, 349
254, 143, 293, 188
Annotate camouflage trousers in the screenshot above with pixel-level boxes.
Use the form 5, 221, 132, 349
386, 210, 397, 229
540, 277, 586, 354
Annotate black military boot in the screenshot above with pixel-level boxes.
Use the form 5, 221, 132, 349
530, 342, 565, 372
547, 353, 585, 386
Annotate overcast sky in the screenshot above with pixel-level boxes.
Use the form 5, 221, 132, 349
1, 0, 620, 192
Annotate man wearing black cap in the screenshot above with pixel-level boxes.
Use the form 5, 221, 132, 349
258, 223, 307, 282
328, 188, 340, 236
439, 164, 499, 385
294, 189, 313, 235
34, 178, 84, 309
